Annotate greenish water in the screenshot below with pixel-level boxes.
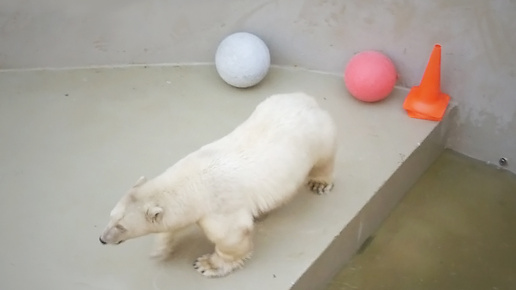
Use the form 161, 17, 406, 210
327, 149, 516, 290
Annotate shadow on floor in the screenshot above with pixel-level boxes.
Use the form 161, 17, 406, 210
327, 150, 516, 290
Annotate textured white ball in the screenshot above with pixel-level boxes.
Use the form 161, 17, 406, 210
215, 32, 270, 88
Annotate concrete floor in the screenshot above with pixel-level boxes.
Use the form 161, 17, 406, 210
327, 150, 516, 290
0, 65, 440, 289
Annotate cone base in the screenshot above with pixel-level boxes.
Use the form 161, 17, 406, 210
403, 86, 450, 121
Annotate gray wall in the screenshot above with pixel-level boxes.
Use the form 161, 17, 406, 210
1, 0, 515, 172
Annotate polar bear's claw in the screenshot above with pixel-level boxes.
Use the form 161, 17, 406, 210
308, 180, 334, 194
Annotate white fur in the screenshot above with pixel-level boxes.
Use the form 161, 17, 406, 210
99, 92, 337, 277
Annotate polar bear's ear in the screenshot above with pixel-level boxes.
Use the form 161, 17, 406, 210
133, 176, 147, 188
146, 206, 163, 223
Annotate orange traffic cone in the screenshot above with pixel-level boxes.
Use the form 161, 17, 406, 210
403, 44, 450, 121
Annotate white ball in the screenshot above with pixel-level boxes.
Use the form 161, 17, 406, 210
215, 32, 270, 88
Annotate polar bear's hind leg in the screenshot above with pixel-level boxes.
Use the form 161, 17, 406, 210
307, 156, 335, 195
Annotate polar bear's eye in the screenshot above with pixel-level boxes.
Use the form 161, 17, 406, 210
115, 224, 127, 232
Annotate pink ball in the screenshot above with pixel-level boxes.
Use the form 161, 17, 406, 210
344, 51, 397, 102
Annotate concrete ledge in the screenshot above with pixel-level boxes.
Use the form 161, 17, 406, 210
0, 65, 448, 290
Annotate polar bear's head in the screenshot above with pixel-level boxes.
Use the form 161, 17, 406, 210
99, 176, 165, 245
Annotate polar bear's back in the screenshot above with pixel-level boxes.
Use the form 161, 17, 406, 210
201, 92, 337, 216
235, 92, 335, 155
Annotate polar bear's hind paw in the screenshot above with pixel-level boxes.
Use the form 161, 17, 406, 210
308, 180, 334, 194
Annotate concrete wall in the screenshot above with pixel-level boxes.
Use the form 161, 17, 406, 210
1, 0, 515, 172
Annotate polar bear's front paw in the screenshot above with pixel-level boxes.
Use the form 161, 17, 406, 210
193, 253, 249, 278
308, 180, 334, 194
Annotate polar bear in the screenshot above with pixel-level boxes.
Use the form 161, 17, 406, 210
99, 92, 337, 277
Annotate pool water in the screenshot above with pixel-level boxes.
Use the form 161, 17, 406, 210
327, 149, 516, 290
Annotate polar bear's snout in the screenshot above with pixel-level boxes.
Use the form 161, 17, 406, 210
99, 235, 121, 245
99, 235, 124, 245
99, 224, 127, 245
99, 229, 117, 245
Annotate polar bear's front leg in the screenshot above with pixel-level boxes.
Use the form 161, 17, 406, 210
194, 213, 254, 277
150, 232, 177, 260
